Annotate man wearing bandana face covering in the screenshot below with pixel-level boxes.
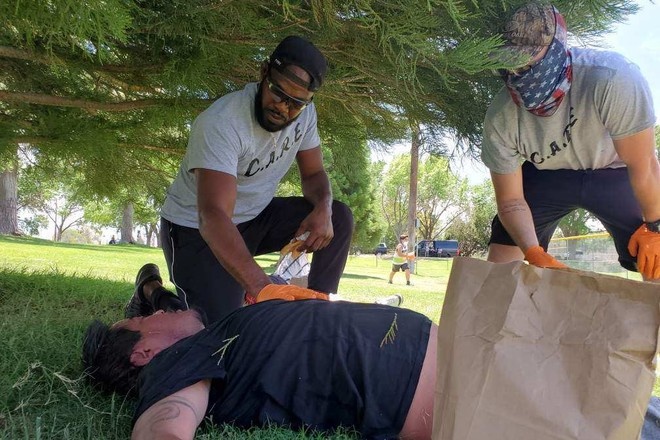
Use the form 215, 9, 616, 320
481, 3, 660, 281
152, 36, 354, 323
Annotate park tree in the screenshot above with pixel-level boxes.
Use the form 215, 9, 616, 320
0, 147, 19, 234
416, 155, 467, 240
380, 155, 411, 241
556, 209, 597, 259
19, 213, 48, 236
18, 162, 86, 241
276, 129, 387, 251
84, 190, 165, 246
0, 0, 640, 235
444, 180, 497, 257
380, 154, 466, 243
324, 139, 386, 252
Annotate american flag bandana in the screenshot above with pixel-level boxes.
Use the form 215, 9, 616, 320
504, 7, 572, 117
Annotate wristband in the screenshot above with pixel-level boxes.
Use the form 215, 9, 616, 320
645, 219, 660, 233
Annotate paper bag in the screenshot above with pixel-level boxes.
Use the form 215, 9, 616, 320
433, 257, 660, 440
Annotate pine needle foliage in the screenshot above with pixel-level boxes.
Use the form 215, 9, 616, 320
0, 0, 640, 200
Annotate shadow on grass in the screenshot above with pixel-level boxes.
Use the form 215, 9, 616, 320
0, 268, 135, 439
0, 268, 358, 440
339, 272, 383, 281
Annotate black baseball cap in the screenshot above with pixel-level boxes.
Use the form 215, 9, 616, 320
269, 36, 327, 92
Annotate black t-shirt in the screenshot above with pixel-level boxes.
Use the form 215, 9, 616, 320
134, 300, 431, 439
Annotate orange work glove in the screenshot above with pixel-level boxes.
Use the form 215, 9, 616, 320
524, 245, 568, 269
627, 224, 660, 280
256, 284, 329, 303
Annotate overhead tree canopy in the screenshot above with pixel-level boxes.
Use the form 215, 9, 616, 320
0, 0, 640, 206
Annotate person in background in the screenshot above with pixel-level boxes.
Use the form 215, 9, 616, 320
389, 234, 413, 286
481, 2, 660, 281
156, 36, 354, 323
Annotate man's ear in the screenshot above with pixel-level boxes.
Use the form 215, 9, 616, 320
130, 341, 157, 367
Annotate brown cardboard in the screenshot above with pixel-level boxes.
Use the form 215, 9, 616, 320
433, 258, 660, 440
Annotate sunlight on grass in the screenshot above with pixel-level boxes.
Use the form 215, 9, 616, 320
0, 235, 452, 439
2, 235, 656, 439
1, 235, 449, 322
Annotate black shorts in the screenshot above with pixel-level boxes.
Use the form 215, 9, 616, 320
490, 162, 643, 271
391, 262, 409, 272
135, 300, 431, 439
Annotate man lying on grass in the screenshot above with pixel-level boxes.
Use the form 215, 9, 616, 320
83, 264, 436, 439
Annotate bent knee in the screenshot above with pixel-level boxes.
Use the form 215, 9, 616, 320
331, 200, 354, 228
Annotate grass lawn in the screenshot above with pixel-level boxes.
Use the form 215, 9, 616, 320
2, 235, 657, 439
0, 235, 450, 439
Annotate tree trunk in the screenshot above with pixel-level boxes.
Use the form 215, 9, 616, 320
408, 123, 420, 252
154, 222, 161, 248
0, 162, 20, 235
51, 198, 61, 241
54, 222, 64, 241
145, 225, 153, 247
120, 202, 134, 243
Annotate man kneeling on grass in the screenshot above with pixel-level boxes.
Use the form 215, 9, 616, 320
83, 264, 437, 440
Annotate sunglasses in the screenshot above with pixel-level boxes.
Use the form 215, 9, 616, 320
266, 77, 313, 111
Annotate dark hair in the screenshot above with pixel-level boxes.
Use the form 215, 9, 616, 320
82, 320, 142, 396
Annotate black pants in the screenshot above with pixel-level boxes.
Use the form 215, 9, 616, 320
160, 197, 354, 323
490, 162, 643, 271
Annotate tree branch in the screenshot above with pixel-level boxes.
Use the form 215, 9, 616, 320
0, 45, 163, 74
0, 91, 211, 112
0, 46, 54, 64
118, 143, 184, 155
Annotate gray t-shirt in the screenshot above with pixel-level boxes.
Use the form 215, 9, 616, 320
481, 48, 656, 174
161, 82, 321, 227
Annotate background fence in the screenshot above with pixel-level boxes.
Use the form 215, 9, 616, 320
547, 232, 641, 280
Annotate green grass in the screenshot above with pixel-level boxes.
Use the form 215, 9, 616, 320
0, 235, 451, 439
2, 235, 656, 439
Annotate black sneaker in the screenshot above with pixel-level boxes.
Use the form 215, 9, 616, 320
124, 263, 163, 318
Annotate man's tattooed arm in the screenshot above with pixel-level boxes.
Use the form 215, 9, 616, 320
132, 379, 211, 440
499, 199, 528, 215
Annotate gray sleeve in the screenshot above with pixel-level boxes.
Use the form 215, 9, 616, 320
480, 100, 523, 175
597, 59, 656, 140
186, 111, 241, 177
298, 104, 321, 152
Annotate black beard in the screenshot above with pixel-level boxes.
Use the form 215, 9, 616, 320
254, 83, 299, 132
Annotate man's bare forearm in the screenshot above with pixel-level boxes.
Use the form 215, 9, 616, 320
199, 208, 270, 298
628, 157, 660, 222
301, 170, 332, 211
497, 198, 539, 252
132, 380, 210, 440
